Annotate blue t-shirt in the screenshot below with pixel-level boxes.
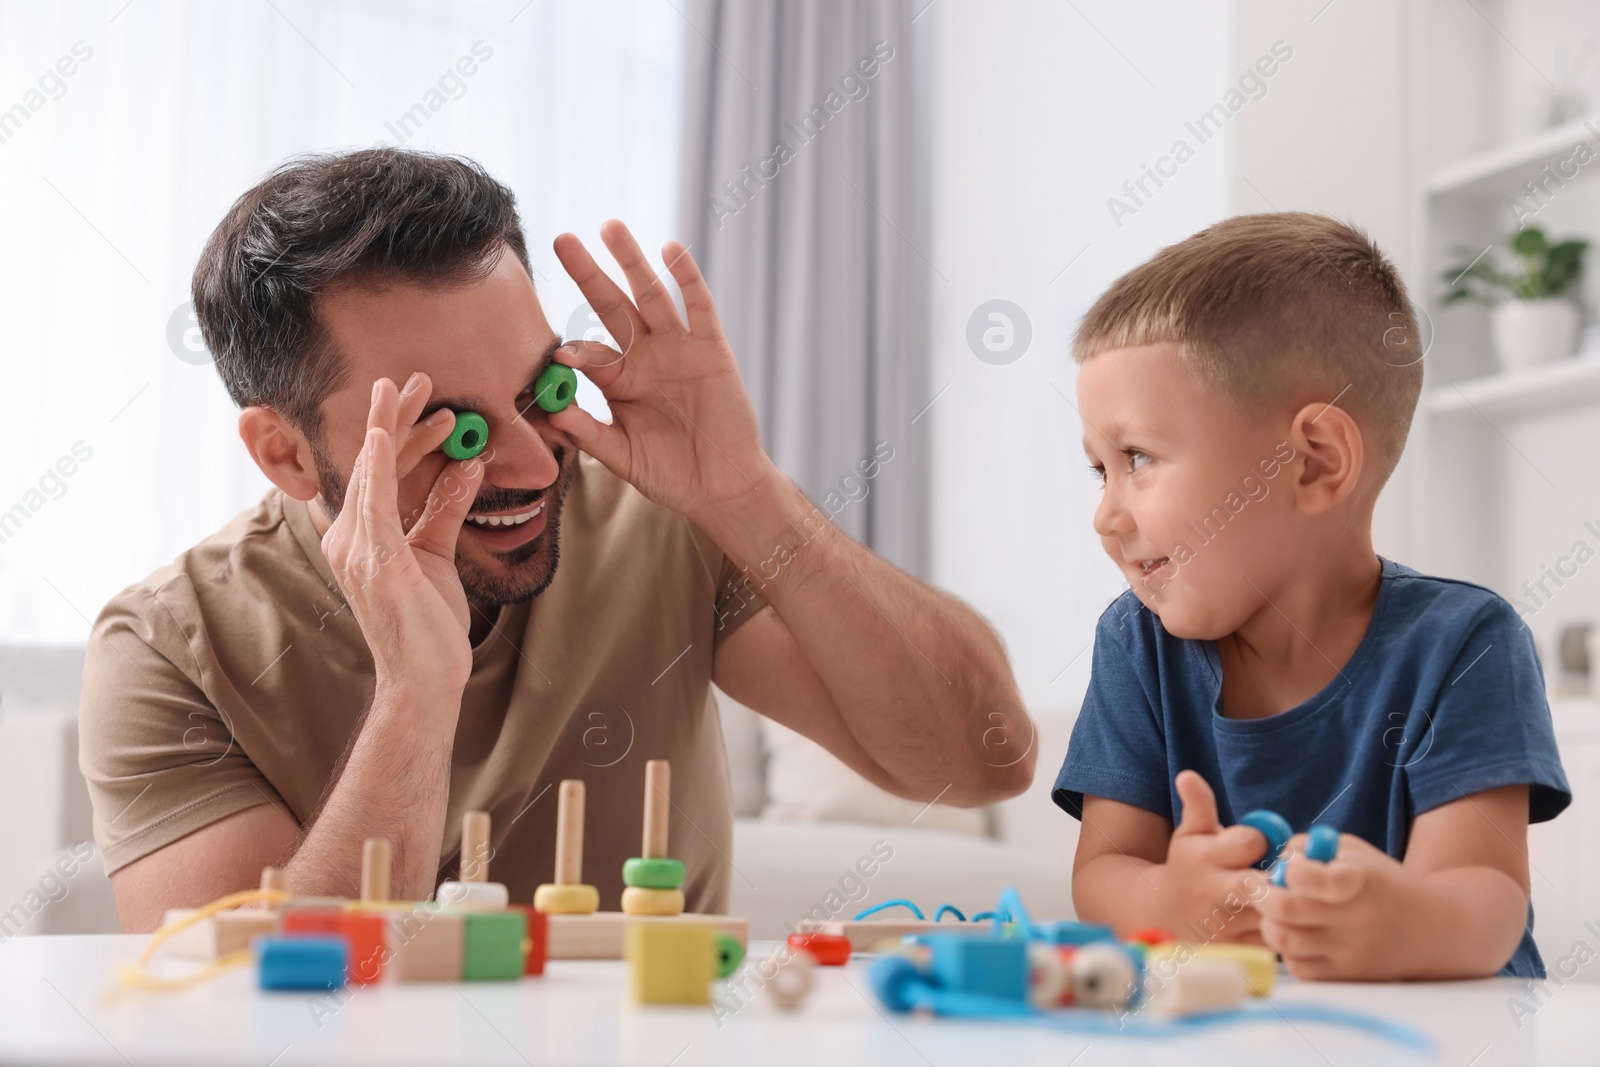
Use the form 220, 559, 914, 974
1053, 558, 1570, 978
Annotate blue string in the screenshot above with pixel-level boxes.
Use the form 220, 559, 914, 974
933, 904, 966, 923
853, 898, 925, 921
994, 886, 1037, 939
969, 911, 997, 923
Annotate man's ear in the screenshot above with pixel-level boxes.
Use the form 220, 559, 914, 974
238, 406, 321, 501
1287, 400, 1364, 516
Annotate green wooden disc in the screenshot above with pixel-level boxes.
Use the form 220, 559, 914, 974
714, 932, 745, 978
622, 856, 685, 890
534, 363, 578, 413
442, 411, 488, 460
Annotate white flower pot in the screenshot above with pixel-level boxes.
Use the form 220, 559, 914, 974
1490, 298, 1580, 372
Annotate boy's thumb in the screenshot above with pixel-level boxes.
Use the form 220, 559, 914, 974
1173, 770, 1222, 836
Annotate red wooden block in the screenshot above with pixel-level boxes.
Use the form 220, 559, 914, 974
510, 905, 548, 976
787, 932, 851, 966
282, 911, 388, 984
1126, 927, 1176, 946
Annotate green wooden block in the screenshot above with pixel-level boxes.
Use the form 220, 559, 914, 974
463, 911, 527, 981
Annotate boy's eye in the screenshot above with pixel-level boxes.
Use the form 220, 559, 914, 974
1088, 463, 1106, 485
1126, 450, 1152, 473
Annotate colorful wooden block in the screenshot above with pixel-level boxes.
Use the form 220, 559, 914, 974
620, 887, 685, 916
1037, 920, 1115, 946
786, 932, 851, 966
463, 911, 527, 981
162, 908, 279, 960
259, 935, 348, 991
437, 881, 510, 911
280, 910, 387, 984
625, 920, 715, 1005
1071, 942, 1139, 1008
1144, 942, 1277, 997
546, 911, 747, 959
509, 905, 548, 976
928, 934, 1028, 1002
395, 907, 464, 982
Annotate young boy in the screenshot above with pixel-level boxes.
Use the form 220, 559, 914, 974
1054, 213, 1570, 980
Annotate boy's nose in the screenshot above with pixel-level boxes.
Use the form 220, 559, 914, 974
1093, 486, 1135, 539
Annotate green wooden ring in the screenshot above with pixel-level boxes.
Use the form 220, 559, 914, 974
534, 363, 578, 413
442, 411, 488, 460
714, 932, 745, 978
622, 857, 685, 890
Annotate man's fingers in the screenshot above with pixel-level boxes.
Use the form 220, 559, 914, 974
553, 232, 641, 354
547, 400, 629, 475
553, 340, 627, 393
598, 219, 683, 333
408, 454, 485, 557
359, 427, 402, 541
368, 378, 401, 437
397, 408, 457, 479
1173, 770, 1222, 836
661, 240, 724, 340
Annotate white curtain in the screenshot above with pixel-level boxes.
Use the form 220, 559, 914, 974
0, 0, 684, 644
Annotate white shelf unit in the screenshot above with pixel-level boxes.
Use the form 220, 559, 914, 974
1410, 0, 1600, 981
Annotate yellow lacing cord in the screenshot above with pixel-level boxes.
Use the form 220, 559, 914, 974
112, 887, 288, 995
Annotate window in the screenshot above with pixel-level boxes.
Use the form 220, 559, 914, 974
0, 0, 684, 642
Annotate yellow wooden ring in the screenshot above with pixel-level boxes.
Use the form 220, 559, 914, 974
620, 887, 685, 916
534, 883, 600, 915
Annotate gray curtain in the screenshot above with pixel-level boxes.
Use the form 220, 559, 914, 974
677, 0, 929, 576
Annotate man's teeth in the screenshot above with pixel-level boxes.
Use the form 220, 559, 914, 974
466, 503, 544, 527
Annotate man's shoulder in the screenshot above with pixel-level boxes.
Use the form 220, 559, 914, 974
1378, 557, 1523, 638
94, 489, 326, 641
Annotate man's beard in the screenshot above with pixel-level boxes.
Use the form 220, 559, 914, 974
314, 443, 573, 607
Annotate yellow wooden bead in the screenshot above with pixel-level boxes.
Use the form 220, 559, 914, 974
1144, 942, 1277, 997
533, 883, 599, 915
620, 887, 685, 916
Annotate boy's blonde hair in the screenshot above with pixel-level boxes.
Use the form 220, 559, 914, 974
1074, 212, 1422, 487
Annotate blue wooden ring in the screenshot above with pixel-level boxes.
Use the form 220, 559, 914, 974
1238, 810, 1293, 869
1306, 824, 1340, 863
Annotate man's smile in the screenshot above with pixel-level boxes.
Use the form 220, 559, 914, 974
461, 499, 548, 550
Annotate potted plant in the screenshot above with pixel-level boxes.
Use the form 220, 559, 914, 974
1441, 227, 1588, 372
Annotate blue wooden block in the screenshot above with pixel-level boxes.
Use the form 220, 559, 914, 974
1239, 810, 1293, 870
1037, 921, 1115, 946
258, 934, 348, 991
928, 934, 1027, 1002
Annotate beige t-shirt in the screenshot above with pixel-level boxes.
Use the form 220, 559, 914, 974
78, 456, 763, 913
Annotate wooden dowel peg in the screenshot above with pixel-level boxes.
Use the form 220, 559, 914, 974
260, 866, 287, 893
462, 811, 491, 884
361, 838, 391, 902
554, 781, 585, 885
643, 760, 670, 859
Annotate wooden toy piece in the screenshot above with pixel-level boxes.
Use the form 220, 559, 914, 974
395, 907, 465, 981
1125, 927, 1175, 946
546, 912, 748, 960
1306, 824, 1341, 863
928, 934, 1028, 1003
1143, 958, 1249, 1018
361, 838, 391, 903
281, 911, 387, 984
1036, 920, 1115, 946
625, 920, 715, 1005
620, 887, 686, 915
1026, 942, 1072, 1008
437, 809, 511, 910
162, 867, 283, 960
1144, 942, 1277, 997
463, 911, 527, 981
1070, 942, 1138, 1009
818, 918, 957, 947
1239, 809, 1293, 870
461, 810, 491, 883
765, 948, 816, 1011
258, 935, 348, 991
509, 905, 549, 976
534, 780, 600, 914
786, 932, 851, 966
622, 761, 685, 916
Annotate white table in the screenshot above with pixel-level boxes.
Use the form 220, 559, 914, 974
0, 935, 1595, 1066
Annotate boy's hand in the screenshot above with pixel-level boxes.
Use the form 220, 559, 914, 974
1153, 771, 1275, 944
1255, 832, 1417, 980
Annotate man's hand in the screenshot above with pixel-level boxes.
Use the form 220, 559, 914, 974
1150, 771, 1274, 943
548, 221, 779, 526
320, 373, 484, 702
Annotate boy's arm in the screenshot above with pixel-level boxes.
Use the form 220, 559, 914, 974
1074, 771, 1274, 942
1257, 784, 1530, 980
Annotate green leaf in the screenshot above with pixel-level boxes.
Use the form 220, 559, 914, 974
1512, 228, 1549, 256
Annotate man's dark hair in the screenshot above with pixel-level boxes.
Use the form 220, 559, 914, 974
193, 148, 531, 436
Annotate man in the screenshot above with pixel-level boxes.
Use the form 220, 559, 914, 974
80, 149, 1031, 931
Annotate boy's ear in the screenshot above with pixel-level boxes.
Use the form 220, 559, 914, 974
1287, 400, 1364, 516
238, 406, 322, 502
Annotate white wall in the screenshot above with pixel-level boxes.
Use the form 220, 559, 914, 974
923, 0, 1234, 713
